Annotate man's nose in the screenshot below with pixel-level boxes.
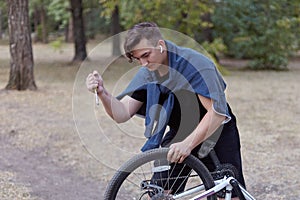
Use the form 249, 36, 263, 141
140, 58, 148, 66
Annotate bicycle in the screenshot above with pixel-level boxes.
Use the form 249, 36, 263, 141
104, 147, 256, 200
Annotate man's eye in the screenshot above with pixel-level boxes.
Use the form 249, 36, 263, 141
141, 53, 149, 58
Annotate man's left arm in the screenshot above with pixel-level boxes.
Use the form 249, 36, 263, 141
167, 94, 226, 163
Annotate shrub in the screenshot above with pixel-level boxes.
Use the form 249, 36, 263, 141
212, 0, 300, 70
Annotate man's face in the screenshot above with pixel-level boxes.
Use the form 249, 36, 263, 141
131, 38, 166, 71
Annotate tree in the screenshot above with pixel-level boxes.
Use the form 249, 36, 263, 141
6, 0, 37, 90
212, 0, 300, 70
48, 0, 72, 42
0, 1, 7, 39
118, 0, 213, 39
100, 0, 122, 56
29, 0, 51, 43
70, 0, 87, 61
111, 5, 121, 56
0, 8, 2, 39
101, 0, 214, 56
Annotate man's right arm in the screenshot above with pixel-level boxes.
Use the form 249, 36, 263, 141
86, 71, 143, 123
99, 90, 143, 123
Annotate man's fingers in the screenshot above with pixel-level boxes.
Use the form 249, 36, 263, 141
92, 71, 103, 86
167, 147, 180, 163
178, 155, 186, 163
86, 72, 101, 92
167, 144, 190, 163
93, 70, 100, 78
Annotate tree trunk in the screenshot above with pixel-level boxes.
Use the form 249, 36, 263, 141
70, 0, 87, 61
40, 6, 48, 43
33, 6, 39, 42
0, 9, 2, 39
201, 13, 213, 43
111, 5, 121, 56
65, 16, 73, 43
6, 0, 37, 90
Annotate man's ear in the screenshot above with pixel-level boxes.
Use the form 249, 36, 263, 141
158, 40, 166, 51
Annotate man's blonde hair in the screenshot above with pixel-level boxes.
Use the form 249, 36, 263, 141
124, 22, 163, 62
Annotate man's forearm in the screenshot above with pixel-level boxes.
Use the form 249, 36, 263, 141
98, 89, 131, 123
184, 110, 225, 151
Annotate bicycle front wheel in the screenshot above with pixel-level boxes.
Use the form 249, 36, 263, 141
104, 148, 217, 200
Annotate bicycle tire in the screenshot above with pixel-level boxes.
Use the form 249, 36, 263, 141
104, 148, 217, 200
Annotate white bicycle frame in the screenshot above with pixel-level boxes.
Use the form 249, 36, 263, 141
172, 176, 256, 200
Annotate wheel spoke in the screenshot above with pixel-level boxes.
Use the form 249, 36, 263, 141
104, 148, 217, 200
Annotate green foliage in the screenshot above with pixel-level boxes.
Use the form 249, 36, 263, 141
85, 7, 110, 38
202, 38, 227, 58
125, 0, 213, 38
212, 0, 300, 70
101, 0, 213, 38
48, 0, 70, 29
84, 0, 110, 38
49, 37, 64, 53
29, 0, 62, 39
0, 2, 8, 34
30, 0, 109, 40
36, 25, 43, 41
202, 38, 229, 75
100, 0, 229, 73
29, 0, 50, 15
4, 0, 299, 71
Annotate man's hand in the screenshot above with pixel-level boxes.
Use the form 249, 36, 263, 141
86, 70, 104, 94
167, 141, 192, 163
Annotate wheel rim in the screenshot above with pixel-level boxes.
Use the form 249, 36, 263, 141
105, 148, 216, 200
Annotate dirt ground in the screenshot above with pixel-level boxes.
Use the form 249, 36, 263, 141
0, 41, 299, 200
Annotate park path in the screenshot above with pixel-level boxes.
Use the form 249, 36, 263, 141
0, 133, 105, 200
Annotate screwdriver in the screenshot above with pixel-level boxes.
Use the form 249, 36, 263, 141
94, 88, 99, 105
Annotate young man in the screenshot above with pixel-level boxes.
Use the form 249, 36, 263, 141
86, 22, 245, 199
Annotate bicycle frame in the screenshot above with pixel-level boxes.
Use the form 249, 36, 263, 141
172, 176, 256, 200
